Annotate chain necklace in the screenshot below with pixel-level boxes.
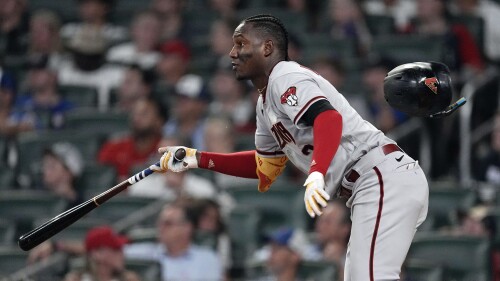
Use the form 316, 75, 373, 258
257, 85, 267, 95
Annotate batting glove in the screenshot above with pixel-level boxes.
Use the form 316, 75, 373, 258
303, 171, 330, 218
150, 146, 198, 173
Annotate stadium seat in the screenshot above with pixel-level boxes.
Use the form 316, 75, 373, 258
63, 108, 129, 140
228, 205, 261, 268
301, 35, 356, 63
407, 233, 491, 281
0, 219, 16, 246
427, 184, 476, 229
0, 164, 15, 189
33, 217, 107, 243
127, 227, 157, 243
77, 163, 118, 199
247, 260, 338, 281
59, 85, 99, 108
226, 181, 307, 233
365, 15, 396, 36
403, 259, 445, 281
0, 247, 29, 276
370, 35, 445, 65
86, 195, 156, 223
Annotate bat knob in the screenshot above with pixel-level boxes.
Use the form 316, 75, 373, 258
174, 148, 186, 162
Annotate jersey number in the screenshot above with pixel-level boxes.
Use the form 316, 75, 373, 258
271, 122, 296, 149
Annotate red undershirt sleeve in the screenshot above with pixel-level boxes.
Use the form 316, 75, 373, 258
309, 110, 343, 175
199, 150, 258, 179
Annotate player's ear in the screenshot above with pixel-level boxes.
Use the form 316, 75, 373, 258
263, 39, 274, 57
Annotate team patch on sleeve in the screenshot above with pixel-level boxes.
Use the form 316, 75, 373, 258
280, 86, 298, 106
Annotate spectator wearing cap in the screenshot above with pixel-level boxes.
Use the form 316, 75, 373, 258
106, 11, 162, 70
63, 226, 141, 281
163, 74, 210, 150
60, 0, 127, 46
251, 227, 312, 281
41, 142, 84, 210
11, 62, 75, 131
156, 40, 191, 90
28, 9, 67, 70
58, 25, 125, 110
124, 201, 223, 281
98, 97, 167, 181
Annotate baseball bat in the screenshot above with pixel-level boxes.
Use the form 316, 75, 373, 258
18, 148, 187, 251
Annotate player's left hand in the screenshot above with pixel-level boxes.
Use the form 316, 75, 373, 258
150, 146, 198, 173
303, 171, 330, 218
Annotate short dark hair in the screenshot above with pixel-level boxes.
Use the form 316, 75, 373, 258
243, 14, 289, 61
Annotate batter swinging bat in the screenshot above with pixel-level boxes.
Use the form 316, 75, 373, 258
18, 148, 186, 251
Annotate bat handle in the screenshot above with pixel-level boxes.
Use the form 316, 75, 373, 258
127, 162, 160, 184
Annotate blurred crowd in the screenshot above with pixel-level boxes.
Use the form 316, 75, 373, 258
2, 0, 500, 280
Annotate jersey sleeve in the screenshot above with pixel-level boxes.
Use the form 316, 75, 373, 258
269, 73, 329, 128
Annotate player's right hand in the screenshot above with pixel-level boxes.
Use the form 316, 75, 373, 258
151, 146, 198, 173
303, 171, 330, 218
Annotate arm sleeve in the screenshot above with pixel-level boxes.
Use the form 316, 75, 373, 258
308, 109, 343, 175
199, 151, 258, 179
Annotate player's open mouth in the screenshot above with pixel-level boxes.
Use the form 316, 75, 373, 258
231, 62, 238, 70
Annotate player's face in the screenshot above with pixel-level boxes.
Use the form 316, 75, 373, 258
229, 23, 265, 81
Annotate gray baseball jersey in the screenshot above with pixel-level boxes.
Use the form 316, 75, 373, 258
255, 61, 395, 195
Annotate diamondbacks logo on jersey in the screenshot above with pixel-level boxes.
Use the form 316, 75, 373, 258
424, 77, 438, 94
280, 86, 298, 106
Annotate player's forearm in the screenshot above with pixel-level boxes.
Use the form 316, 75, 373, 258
197, 150, 258, 179
309, 110, 342, 175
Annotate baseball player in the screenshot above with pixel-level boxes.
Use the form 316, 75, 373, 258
151, 15, 455, 281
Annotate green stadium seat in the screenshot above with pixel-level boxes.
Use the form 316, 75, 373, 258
63, 108, 129, 140
226, 181, 307, 233
300, 34, 356, 63
366, 15, 396, 36
247, 260, 338, 281
0, 164, 15, 189
125, 259, 162, 281
127, 227, 157, 243
370, 35, 445, 65
427, 184, 476, 229
228, 205, 261, 268
0, 219, 16, 246
403, 259, 445, 281
0, 191, 65, 226
407, 233, 491, 281
0, 247, 29, 276
87, 195, 155, 222
59, 85, 99, 108
78, 163, 118, 199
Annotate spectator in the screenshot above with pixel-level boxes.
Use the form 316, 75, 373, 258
361, 56, 407, 133
202, 116, 256, 188
149, 0, 191, 42
0, 72, 30, 137
41, 142, 84, 210
113, 65, 155, 112
313, 199, 351, 280
192, 199, 232, 273
323, 0, 372, 56
63, 226, 141, 281
251, 227, 311, 281
452, 0, 500, 63
209, 0, 240, 20
28, 10, 66, 70
107, 11, 162, 69
98, 97, 167, 181
11, 61, 75, 131
163, 74, 210, 150
0, 0, 29, 58
363, 0, 416, 31
124, 201, 223, 281
60, 0, 127, 45
58, 27, 124, 110
156, 40, 191, 90
208, 63, 254, 132
403, 0, 485, 82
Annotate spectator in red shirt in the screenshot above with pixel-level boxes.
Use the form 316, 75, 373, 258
98, 97, 167, 180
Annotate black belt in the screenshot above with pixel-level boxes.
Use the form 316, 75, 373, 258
339, 144, 402, 198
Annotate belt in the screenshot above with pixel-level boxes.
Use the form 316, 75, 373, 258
339, 143, 402, 198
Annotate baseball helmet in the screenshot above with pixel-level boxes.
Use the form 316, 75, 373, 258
383, 62, 464, 118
